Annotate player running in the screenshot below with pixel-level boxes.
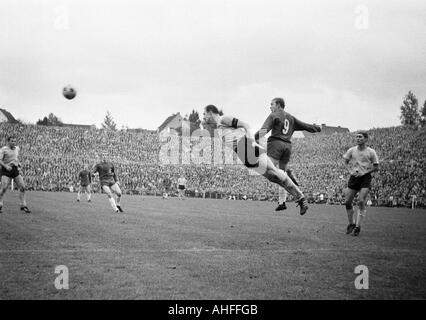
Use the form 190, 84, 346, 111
177, 175, 187, 200
203, 104, 308, 215
93, 157, 124, 213
0, 136, 31, 214
255, 97, 321, 212
343, 131, 379, 236
77, 166, 92, 202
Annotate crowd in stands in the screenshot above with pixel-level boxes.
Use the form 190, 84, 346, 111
0, 122, 425, 208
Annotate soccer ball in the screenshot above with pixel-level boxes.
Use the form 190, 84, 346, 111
63, 85, 77, 100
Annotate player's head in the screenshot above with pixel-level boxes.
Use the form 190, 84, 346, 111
203, 104, 220, 123
356, 131, 368, 144
7, 136, 17, 148
271, 97, 285, 112
101, 151, 109, 162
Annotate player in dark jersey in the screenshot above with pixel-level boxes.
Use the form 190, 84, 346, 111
162, 176, 172, 199
77, 165, 92, 202
255, 97, 321, 211
203, 104, 308, 215
93, 157, 124, 213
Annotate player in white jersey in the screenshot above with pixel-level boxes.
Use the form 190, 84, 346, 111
0, 136, 31, 214
177, 175, 187, 200
343, 131, 379, 236
203, 104, 308, 215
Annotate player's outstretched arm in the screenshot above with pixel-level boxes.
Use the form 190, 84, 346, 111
293, 117, 321, 133
219, 115, 265, 151
224, 116, 255, 141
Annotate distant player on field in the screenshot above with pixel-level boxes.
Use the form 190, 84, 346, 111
203, 104, 308, 215
0, 136, 31, 214
93, 157, 124, 213
177, 175, 187, 200
343, 131, 379, 236
77, 165, 92, 202
162, 176, 172, 199
255, 97, 321, 212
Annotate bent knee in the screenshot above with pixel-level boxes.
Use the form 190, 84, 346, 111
265, 170, 280, 184
345, 202, 353, 210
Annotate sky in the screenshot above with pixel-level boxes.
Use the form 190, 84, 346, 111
1, 0, 425, 131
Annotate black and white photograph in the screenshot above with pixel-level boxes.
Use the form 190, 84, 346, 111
0, 0, 425, 305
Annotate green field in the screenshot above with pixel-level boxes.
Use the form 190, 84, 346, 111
0, 191, 425, 299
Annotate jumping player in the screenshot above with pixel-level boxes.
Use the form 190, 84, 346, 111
203, 104, 308, 215
93, 157, 124, 213
343, 131, 379, 236
0, 136, 31, 214
255, 97, 321, 211
177, 175, 187, 200
77, 165, 92, 202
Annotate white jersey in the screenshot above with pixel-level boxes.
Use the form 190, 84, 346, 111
343, 146, 379, 176
0, 146, 20, 166
217, 115, 246, 147
178, 177, 187, 186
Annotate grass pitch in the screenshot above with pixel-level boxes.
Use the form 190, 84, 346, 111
0, 191, 425, 299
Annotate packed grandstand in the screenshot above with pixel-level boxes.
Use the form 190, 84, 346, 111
0, 122, 424, 208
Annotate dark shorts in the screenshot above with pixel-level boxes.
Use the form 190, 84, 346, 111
1, 165, 20, 179
178, 185, 186, 190
267, 139, 291, 165
233, 136, 264, 168
80, 183, 90, 188
348, 173, 372, 191
101, 180, 116, 188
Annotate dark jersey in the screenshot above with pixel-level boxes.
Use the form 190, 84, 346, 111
257, 109, 321, 143
78, 170, 92, 185
93, 161, 116, 184
163, 177, 172, 188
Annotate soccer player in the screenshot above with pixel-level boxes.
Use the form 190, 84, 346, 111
0, 136, 31, 214
77, 165, 92, 202
203, 104, 308, 215
255, 97, 321, 211
343, 131, 379, 236
162, 176, 172, 199
93, 157, 124, 213
177, 175, 187, 200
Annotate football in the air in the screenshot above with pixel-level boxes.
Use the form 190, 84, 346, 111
63, 85, 77, 100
